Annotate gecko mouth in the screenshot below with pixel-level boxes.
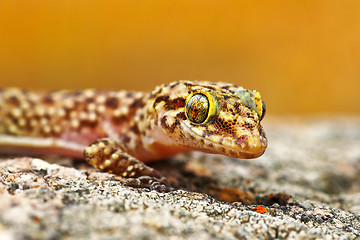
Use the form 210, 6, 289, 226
181, 122, 267, 159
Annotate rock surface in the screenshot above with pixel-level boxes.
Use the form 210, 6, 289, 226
0, 116, 359, 239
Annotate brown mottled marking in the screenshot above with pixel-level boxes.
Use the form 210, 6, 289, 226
176, 112, 186, 120
112, 114, 128, 123
8, 96, 21, 106
244, 121, 255, 131
105, 97, 119, 109
42, 95, 54, 104
86, 97, 95, 103
154, 95, 169, 107
130, 124, 140, 134
160, 115, 168, 129
130, 98, 145, 109
126, 92, 134, 98
164, 97, 186, 110
159, 116, 177, 132
121, 135, 131, 144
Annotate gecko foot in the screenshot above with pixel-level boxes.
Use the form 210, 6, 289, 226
124, 176, 174, 193
84, 138, 174, 192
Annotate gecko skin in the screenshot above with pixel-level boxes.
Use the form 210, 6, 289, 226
0, 81, 267, 191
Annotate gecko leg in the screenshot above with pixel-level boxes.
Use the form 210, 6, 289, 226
83, 138, 172, 192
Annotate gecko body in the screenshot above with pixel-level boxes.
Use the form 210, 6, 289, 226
0, 81, 267, 191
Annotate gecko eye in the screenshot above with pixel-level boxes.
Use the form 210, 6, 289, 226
185, 92, 217, 124
186, 94, 209, 124
236, 89, 265, 122
259, 99, 266, 121
253, 90, 266, 122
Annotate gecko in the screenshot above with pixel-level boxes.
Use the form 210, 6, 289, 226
0, 81, 267, 191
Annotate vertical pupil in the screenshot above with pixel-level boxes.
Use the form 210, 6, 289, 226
186, 94, 209, 123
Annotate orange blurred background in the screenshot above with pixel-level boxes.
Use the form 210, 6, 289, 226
0, 1, 359, 114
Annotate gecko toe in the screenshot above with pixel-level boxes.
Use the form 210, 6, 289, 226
124, 176, 173, 193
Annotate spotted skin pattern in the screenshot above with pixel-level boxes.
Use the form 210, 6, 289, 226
0, 81, 267, 191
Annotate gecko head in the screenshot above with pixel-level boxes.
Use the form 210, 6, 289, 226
151, 81, 267, 159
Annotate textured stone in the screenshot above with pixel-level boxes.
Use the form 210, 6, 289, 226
0, 116, 359, 239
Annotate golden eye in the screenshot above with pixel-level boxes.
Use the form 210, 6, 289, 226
186, 94, 209, 124
253, 90, 266, 122
236, 89, 266, 122
185, 92, 217, 124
